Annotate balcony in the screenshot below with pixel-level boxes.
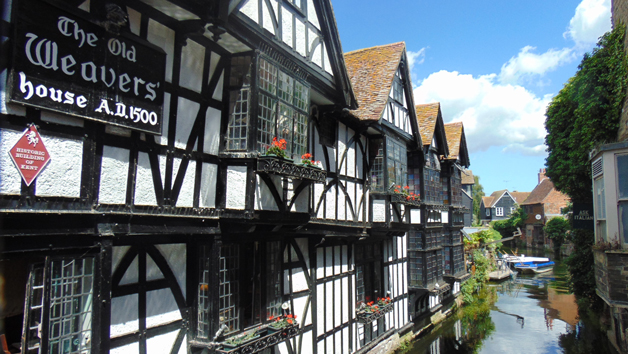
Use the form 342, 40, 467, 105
593, 249, 628, 306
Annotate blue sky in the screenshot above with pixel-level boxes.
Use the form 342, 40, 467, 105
333, 0, 611, 194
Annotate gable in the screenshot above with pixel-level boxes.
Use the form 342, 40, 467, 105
416, 103, 448, 156
236, 0, 357, 108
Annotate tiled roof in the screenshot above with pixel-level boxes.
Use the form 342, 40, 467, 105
461, 169, 474, 185
485, 190, 507, 207
415, 103, 440, 145
520, 178, 555, 205
482, 196, 494, 208
344, 42, 406, 121
444, 122, 463, 160
510, 192, 531, 204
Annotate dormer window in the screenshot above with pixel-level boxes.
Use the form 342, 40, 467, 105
225, 56, 310, 159
392, 77, 403, 103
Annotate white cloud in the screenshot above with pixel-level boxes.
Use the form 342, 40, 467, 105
413, 70, 551, 156
498, 46, 575, 85
564, 0, 611, 48
406, 48, 427, 69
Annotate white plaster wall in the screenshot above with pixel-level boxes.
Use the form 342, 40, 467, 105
291, 180, 309, 212
179, 39, 205, 93
314, 182, 324, 218
316, 283, 324, 334
200, 162, 217, 208
173, 158, 195, 208
111, 294, 139, 336
110, 342, 139, 354
255, 175, 280, 211
307, 0, 320, 29
337, 187, 345, 221
324, 185, 336, 219
373, 200, 386, 222
323, 45, 333, 75
262, 0, 275, 35
326, 145, 336, 173
99, 146, 129, 204
158, 92, 171, 146
35, 134, 82, 197
212, 71, 224, 100
175, 97, 199, 150
135, 152, 157, 206
295, 18, 306, 57
147, 20, 175, 83
240, 0, 259, 23
146, 255, 164, 281
293, 294, 311, 326
357, 184, 364, 222
410, 209, 421, 224
127, 7, 141, 36
204, 107, 221, 154
346, 181, 355, 220
282, 6, 293, 47
301, 330, 313, 354
442, 211, 449, 223
156, 244, 187, 298
337, 124, 346, 176
226, 166, 247, 209
119, 256, 139, 286
146, 289, 181, 328
312, 43, 322, 68
146, 330, 180, 354
0, 129, 25, 194
347, 141, 356, 179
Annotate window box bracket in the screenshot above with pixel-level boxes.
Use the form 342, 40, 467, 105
257, 156, 326, 183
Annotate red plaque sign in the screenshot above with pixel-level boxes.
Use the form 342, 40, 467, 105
9, 125, 51, 186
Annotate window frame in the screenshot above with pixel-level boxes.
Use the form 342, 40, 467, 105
496, 207, 504, 217
22, 256, 97, 354
616, 153, 628, 244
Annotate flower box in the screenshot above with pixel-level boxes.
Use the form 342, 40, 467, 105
257, 156, 326, 183
389, 193, 422, 207
217, 323, 299, 354
355, 302, 394, 324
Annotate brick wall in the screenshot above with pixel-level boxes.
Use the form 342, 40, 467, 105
544, 189, 570, 215
612, 0, 628, 142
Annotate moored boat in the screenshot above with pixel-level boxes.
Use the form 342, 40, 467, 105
514, 261, 555, 274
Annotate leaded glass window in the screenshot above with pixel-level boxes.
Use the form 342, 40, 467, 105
266, 241, 282, 318
371, 141, 384, 191
256, 58, 310, 159
387, 139, 407, 188
25, 258, 94, 354
408, 251, 423, 288
226, 56, 252, 151
198, 246, 211, 339
219, 244, 240, 333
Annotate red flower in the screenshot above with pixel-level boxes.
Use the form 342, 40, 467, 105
268, 315, 275, 320
394, 189, 400, 193
287, 314, 294, 318
287, 319, 293, 324
302, 153, 312, 160
403, 186, 409, 189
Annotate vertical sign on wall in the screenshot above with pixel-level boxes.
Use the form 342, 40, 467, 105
8, 125, 51, 186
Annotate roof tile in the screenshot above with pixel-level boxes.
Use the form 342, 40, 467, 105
344, 42, 406, 121
444, 122, 463, 159
415, 103, 440, 145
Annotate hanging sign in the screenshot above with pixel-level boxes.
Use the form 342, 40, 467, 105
8, 0, 165, 135
9, 125, 51, 186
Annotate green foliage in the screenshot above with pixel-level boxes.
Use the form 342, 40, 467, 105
461, 249, 493, 302
544, 217, 571, 254
472, 176, 485, 225
458, 284, 498, 352
492, 207, 528, 239
464, 228, 502, 251
545, 24, 628, 298
545, 24, 628, 202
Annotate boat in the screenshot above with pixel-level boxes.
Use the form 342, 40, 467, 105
501, 254, 550, 269
514, 261, 555, 274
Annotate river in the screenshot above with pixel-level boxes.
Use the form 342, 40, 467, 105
398, 253, 617, 354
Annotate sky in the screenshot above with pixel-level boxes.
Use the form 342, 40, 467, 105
332, 0, 612, 194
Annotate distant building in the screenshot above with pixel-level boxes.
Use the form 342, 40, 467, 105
480, 190, 522, 224
520, 169, 570, 247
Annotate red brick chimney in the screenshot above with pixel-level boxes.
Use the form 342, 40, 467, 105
538, 168, 547, 184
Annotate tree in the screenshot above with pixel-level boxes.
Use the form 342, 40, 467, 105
544, 217, 570, 255
545, 24, 628, 298
492, 207, 528, 239
472, 175, 485, 225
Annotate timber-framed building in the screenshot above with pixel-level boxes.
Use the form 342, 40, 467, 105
0, 1, 470, 354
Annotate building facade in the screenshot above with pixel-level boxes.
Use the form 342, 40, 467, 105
0, 1, 470, 354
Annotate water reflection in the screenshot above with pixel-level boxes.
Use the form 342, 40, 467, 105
399, 256, 616, 354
